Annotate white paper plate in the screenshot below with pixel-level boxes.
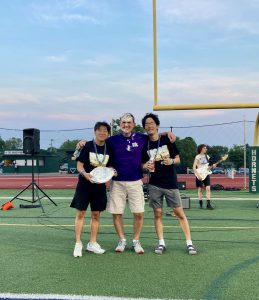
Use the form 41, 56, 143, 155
90, 167, 114, 184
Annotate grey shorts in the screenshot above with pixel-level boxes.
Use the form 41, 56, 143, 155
148, 184, 182, 209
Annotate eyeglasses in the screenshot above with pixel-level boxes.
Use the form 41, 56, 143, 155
145, 122, 156, 127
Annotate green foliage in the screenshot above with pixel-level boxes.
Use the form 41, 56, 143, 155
208, 145, 229, 165
59, 139, 80, 151
176, 136, 197, 169
46, 146, 58, 154
57, 139, 81, 164
0, 136, 5, 150
228, 144, 249, 168
4, 137, 22, 149
133, 124, 145, 133
111, 118, 120, 134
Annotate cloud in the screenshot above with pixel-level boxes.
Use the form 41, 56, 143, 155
45, 112, 97, 121
157, 68, 259, 105
178, 110, 226, 118
0, 89, 40, 104
83, 55, 123, 66
1, 67, 259, 130
155, 0, 259, 35
226, 20, 259, 35
55, 93, 118, 105
157, 0, 226, 24
36, 13, 100, 24
44, 55, 66, 62
30, 0, 110, 25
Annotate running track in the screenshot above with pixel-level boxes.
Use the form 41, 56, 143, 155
0, 173, 249, 189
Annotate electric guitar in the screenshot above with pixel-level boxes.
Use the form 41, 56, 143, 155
195, 154, 228, 181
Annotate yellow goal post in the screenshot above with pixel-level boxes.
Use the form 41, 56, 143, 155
152, 0, 259, 111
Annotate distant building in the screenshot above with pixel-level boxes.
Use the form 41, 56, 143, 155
1, 149, 59, 173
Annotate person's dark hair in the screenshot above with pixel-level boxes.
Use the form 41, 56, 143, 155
197, 144, 207, 154
141, 113, 160, 128
94, 121, 111, 134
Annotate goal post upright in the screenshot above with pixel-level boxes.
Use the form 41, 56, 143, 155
152, 0, 158, 108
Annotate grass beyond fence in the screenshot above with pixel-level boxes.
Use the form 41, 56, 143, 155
0, 189, 259, 300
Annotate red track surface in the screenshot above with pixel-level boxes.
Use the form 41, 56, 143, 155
0, 174, 249, 189
179, 174, 248, 189
0, 174, 78, 189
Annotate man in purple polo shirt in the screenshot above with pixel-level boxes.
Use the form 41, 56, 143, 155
107, 113, 147, 254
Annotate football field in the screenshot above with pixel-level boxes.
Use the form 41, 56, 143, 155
1, 189, 259, 300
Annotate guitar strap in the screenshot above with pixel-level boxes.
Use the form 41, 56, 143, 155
205, 154, 210, 164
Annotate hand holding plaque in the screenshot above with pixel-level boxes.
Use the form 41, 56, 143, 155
90, 167, 115, 184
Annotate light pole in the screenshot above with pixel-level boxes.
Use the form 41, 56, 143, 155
50, 139, 54, 152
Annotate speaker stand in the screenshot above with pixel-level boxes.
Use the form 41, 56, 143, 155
10, 155, 57, 213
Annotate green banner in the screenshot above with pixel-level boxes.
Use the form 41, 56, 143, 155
249, 146, 259, 193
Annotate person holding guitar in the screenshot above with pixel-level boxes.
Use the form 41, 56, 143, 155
193, 144, 216, 209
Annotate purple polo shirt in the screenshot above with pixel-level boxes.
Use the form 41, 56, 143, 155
107, 133, 147, 181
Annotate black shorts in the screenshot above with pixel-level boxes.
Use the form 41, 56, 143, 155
196, 175, 210, 188
70, 178, 107, 211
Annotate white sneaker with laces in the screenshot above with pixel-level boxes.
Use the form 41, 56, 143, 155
73, 241, 83, 257
132, 241, 144, 254
87, 242, 105, 254
115, 239, 127, 252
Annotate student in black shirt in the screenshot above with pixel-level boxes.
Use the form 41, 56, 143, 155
141, 113, 197, 255
71, 121, 115, 257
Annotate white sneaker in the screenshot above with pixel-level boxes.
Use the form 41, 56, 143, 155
187, 244, 197, 255
73, 242, 83, 257
86, 242, 105, 254
115, 239, 127, 252
132, 241, 144, 254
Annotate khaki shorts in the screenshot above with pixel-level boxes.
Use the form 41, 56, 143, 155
107, 180, 145, 214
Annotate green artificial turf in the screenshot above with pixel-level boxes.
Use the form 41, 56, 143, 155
0, 189, 259, 299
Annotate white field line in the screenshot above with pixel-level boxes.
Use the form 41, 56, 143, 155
0, 177, 74, 180
1, 224, 259, 230
0, 293, 167, 300
0, 196, 258, 201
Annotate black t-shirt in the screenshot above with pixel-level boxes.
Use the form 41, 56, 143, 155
77, 140, 113, 174
142, 135, 179, 189
71, 140, 113, 209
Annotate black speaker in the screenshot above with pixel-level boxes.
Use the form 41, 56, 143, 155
23, 128, 40, 154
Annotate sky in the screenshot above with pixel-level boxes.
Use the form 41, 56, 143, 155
0, 0, 259, 148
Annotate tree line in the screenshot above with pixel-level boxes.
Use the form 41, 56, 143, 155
0, 121, 248, 172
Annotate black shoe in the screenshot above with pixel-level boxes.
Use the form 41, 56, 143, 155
206, 202, 214, 210
155, 245, 166, 255
187, 244, 197, 255
199, 200, 203, 209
